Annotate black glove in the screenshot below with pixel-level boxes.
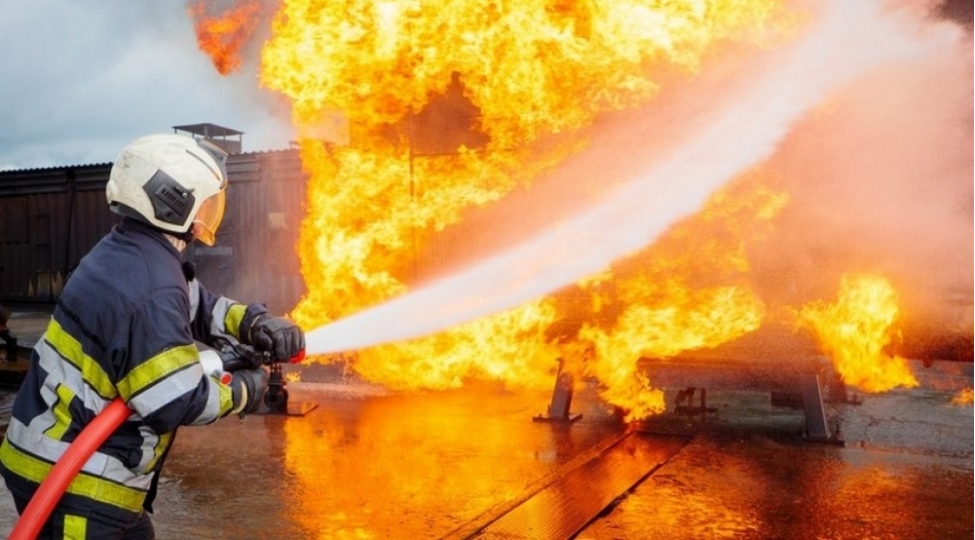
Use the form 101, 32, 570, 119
249, 316, 305, 362
230, 368, 268, 416
218, 345, 265, 372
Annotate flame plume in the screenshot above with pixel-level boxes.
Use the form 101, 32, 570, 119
798, 274, 918, 393
188, 0, 263, 75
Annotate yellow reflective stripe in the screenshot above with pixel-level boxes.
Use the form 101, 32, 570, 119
45, 319, 116, 400
63, 514, 87, 540
145, 431, 173, 471
218, 379, 233, 416
117, 344, 198, 401
0, 440, 145, 513
225, 303, 247, 340
44, 384, 76, 440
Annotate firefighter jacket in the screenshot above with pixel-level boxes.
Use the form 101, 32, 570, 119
0, 218, 269, 527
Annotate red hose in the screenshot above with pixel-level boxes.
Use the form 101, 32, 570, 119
9, 397, 130, 540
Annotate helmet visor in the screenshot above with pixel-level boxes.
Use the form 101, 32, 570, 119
193, 190, 226, 246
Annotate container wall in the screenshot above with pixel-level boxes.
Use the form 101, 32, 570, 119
0, 151, 307, 312
0, 165, 116, 300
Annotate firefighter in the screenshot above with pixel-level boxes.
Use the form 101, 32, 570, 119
0, 134, 305, 539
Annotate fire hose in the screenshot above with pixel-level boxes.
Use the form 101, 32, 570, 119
8, 397, 130, 540
8, 343, 302, 540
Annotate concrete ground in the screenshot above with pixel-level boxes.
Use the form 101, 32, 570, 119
1, 358, 971, 539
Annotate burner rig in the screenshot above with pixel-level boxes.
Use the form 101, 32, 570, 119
212, 341, 318, 417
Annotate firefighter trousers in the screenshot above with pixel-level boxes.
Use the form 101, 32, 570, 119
12, 494, 155, 540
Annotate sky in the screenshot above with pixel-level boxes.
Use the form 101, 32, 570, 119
0, 0, 294, 170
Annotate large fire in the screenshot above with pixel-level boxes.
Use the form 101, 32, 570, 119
188, 0, 957, 417
252, 0, 785, 408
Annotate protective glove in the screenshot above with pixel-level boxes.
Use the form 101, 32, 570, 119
218, 344, 265, 372
230, 367, 268, 416
248, 316, 305, 363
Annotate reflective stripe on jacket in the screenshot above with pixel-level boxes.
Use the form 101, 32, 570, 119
0, 218, 268, 525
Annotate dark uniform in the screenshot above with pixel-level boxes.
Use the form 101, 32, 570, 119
0, 218, 270, 538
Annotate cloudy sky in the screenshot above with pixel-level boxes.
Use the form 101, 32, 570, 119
0, 0, 293, 170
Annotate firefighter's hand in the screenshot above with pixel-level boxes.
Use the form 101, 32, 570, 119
230, 368, 268, 416
218, 346, 264, 372
249, 316, 305, 362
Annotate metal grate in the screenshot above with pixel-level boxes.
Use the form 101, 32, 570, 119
469, 433, 687, 540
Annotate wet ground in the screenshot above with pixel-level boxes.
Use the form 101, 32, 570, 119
578, 431, 973, 540
1, 359, 972, 539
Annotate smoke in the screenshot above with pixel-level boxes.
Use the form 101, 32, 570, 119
185, 0, 294, 146
304, 0, 954, 355
749, 6, 973, 344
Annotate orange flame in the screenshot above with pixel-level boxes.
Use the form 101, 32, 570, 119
260, 6, 780, 334
798, 274, 918, 393
353, 299, 561, 391
188, 0, 263, 75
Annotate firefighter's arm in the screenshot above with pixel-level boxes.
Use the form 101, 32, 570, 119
185, 273, 268, 346
119, 290, 257, 431
188, 272, 304, 363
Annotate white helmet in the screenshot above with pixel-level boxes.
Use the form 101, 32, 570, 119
106, 134, 229, 246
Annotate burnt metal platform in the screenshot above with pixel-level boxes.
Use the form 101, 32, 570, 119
637, 356, 836, 442
530, 348, 837, 442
